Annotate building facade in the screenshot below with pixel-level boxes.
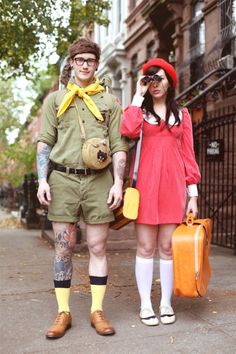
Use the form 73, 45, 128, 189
95, 0, 236, 251
123, 0, 236, 106
94, 0, 129, 106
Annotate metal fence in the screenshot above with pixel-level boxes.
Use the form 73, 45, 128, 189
194, 106, 236, 253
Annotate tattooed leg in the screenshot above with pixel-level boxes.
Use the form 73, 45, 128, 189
53, 222, 77, 281
52, 222, 77, 313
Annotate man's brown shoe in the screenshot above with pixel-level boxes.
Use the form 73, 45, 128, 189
90, 310, 115, 336
46, 311, 72, 339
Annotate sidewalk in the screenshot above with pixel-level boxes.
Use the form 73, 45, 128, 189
0, 223, 236, 354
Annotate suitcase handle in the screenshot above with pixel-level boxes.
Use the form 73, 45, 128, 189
186, 213, 194, 226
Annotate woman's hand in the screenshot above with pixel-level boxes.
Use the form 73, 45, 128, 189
186, 196, 198, 218
136, 76, 150, 97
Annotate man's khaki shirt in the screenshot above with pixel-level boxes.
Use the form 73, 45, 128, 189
38, 88, 128, 168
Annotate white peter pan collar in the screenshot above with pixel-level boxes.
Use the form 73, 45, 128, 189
143, 110, 182, 125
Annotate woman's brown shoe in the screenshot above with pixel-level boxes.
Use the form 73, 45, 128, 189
46, 311, 72, 339
90, 310, 115, 336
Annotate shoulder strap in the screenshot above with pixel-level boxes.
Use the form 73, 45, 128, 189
74, 101, 86, 141
132, 122, 143, 188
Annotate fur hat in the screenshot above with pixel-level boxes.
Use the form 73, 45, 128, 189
68, 37, 101, 61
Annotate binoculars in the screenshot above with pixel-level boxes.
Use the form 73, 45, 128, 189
141, 74, 162, 85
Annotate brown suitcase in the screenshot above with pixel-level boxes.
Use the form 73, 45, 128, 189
109, 203, 132, 230
172, 214, 212, 297
110, 187, 139, 230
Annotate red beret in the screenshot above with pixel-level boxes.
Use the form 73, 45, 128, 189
142, 58, 178, 88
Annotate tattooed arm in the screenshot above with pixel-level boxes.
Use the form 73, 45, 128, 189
107, 151, 127, 210
37, 142, 52, 206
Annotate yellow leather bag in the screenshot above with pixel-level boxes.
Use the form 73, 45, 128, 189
110, 186, 140, 230
110, 127, 144, 230
123, 187, 140, 219
172, 213, 212, 297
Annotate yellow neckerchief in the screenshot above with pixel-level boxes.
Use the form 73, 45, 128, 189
57, 77, 105, 121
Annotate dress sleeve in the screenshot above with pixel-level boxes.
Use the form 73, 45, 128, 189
181, 108, 201, 186
120, 105, 144, 139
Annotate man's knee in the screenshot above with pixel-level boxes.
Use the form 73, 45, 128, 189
88, 240, 107, 257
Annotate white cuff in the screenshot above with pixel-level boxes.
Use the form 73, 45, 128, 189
187, 184, 198, 197
131, 94, 144, 107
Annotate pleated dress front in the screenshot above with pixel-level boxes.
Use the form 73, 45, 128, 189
120, 106, 201, 225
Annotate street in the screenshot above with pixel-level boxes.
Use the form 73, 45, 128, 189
0, 213, 236, 354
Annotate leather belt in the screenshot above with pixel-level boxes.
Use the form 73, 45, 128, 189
51, 162, 93, 175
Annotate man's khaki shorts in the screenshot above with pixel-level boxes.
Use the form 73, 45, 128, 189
47, 169, 115, 224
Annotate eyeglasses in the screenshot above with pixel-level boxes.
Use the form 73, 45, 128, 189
142, 74, 163, 85
73, 56, 97, 67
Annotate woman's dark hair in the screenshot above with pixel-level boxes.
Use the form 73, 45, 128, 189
141, 66, 180, 126
60, 37, 101, 86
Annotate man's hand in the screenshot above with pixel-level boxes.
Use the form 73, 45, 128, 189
107, 182, 123, 210
186, 196, 198, 218
37, 179, 51, 206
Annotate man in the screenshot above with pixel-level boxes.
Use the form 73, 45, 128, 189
37, 37, 128, 339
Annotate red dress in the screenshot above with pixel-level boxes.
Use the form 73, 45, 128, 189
120, 106, 201, 225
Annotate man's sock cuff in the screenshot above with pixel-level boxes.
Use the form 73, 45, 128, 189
89, 275, 108, 285
54, 279, 71, 288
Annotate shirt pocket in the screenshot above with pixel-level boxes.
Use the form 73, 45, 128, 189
96, 110, 112, 137
57, 103, 77, 129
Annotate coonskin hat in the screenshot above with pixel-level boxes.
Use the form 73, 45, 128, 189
142, 58, 178, 88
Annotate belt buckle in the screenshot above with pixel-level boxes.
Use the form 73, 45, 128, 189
84, 168, 88, 175
66, 167, 70, 174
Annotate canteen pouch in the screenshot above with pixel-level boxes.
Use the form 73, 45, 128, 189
82, 137, 112, 170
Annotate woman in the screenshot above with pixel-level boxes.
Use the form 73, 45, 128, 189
120, 58, 200, 326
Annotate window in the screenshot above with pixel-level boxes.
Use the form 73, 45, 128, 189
193, 0, 204, 16
118, 0, 122, 33
190, 1, 205, 58
218, 0, 236, 40
130, 0, 137, 9
131, 54, 138, 97
105, 9, 110, 36
147, 40, 155, 59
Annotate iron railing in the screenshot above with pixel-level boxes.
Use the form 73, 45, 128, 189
194, 107, 236, 253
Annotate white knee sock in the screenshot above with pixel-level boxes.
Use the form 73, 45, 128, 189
135, 256, 154, 310
160, 259, 173, 307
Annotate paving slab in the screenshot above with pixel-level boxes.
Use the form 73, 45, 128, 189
0, 227, 236, 354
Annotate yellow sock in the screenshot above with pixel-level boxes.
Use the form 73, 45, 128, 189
55, 288, 70, 313
90, 284, 107, 313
